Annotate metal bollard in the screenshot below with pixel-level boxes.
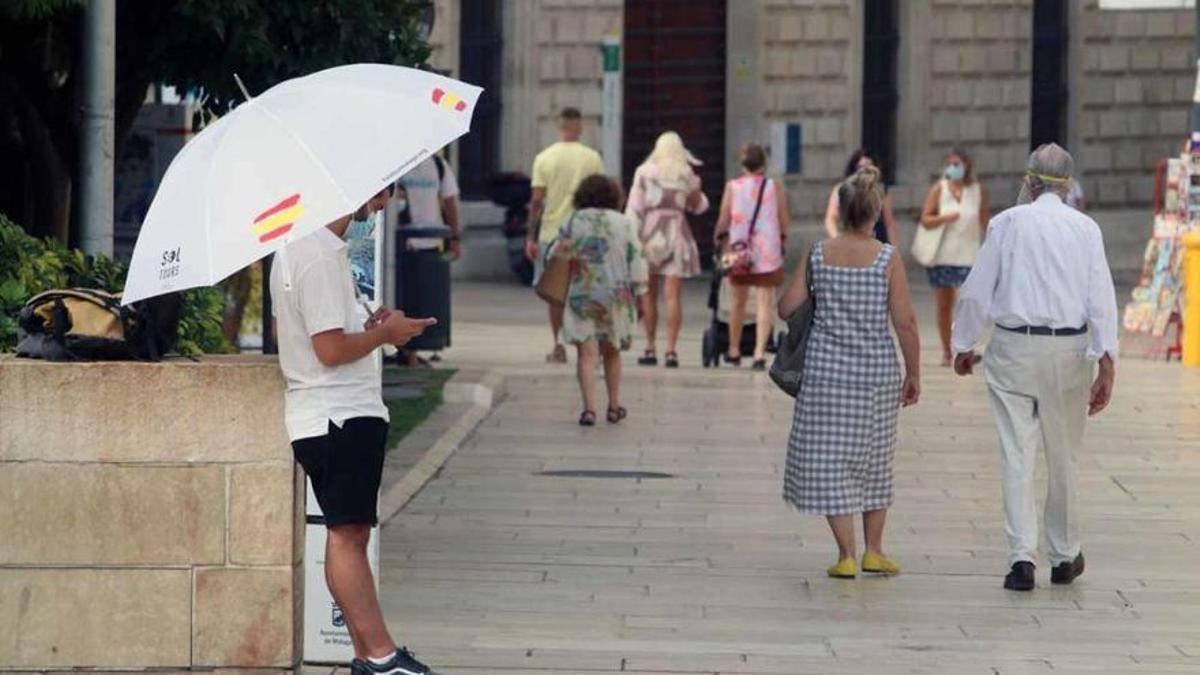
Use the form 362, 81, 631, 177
1184, 231, 1200, 366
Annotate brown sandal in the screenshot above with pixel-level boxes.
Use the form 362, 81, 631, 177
606, 406, 627, 424
579, 410, 596, 427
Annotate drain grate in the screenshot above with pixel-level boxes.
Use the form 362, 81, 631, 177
537, 469, 675, 479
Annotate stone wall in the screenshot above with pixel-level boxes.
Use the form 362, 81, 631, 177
760, 0, 858, 219
1076, 0, 1195, 208
502, 0, 621, 173
921, 0, 1033, 211
0, 358, 303, 670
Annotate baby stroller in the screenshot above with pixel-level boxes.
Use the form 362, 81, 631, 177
701, 268, 777, 367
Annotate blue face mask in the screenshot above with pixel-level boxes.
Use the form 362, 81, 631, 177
345, 216, 375, 241
944, 164, 965, 181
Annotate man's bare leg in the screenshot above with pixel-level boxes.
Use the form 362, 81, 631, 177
325, 524, 395, 659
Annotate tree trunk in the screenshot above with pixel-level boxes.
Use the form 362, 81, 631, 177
1, 75, 72, 241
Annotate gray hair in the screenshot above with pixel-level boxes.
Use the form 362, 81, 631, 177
1019, 143, 1074, 204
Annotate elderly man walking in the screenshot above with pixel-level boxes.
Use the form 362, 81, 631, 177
951, 143, 1118, 592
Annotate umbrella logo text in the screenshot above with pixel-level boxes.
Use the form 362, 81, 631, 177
253, 193, 305, 244
432, 88, 467, 112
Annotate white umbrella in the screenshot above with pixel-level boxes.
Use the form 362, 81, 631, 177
121, 64, 482, 305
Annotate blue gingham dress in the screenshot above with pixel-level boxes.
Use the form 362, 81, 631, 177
783, 242, 902, 516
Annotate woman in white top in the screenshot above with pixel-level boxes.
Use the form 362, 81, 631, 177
918, 147, 990, 366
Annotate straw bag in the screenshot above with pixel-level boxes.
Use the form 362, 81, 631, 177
535, 215, 576, 305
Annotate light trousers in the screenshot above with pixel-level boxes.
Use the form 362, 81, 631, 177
984, 329, 1093, 567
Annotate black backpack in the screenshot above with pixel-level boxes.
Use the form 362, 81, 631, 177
16, 288, 182, 361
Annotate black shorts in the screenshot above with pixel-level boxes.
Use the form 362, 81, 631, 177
292, 417, 388, 527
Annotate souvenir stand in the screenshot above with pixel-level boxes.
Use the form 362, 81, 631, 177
1121, 136, 1200, 359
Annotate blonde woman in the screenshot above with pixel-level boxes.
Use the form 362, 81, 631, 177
625, 131, 709, 369
779, 166, 921, 579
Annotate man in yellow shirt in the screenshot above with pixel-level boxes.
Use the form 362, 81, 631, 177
524, 107, 605, 363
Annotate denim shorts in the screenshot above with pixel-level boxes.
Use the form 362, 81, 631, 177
926, 265, 972, 289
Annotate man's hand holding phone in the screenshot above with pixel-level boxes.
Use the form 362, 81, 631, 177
379, 310, 437, 347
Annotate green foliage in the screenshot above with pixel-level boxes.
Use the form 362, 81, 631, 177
0, 0, 82, 20
145, 0, 433, 113
0, 213, 232, 355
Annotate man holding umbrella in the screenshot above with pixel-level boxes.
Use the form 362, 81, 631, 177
121, 65, 482, 673
272, 187, 437, 675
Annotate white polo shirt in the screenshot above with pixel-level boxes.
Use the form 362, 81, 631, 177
270, 227, 388, 442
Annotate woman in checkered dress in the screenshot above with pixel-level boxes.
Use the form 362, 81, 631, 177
778, 166, 922, 579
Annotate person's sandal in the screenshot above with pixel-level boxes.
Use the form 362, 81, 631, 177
637, 350, 658, 366
606, 406, 627, 424
546, 344, 568, 364
578, 410, 597, 427
751, 359, 767, 371
723, 353, 742, 366
664, 352, 679, 368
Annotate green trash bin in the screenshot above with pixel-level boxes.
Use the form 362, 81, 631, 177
395, 224, 452, 351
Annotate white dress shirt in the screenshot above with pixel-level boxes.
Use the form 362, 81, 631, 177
951, 193, 1119, 360
270, 227, 388, 442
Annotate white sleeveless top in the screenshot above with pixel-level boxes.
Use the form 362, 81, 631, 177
934, 179, 982, 267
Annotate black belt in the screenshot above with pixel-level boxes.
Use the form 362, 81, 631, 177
998, 324, 1088, 337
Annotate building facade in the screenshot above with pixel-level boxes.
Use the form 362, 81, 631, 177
426, 0, 1195, 224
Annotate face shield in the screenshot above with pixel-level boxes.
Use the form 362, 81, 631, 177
1017, 171, 1072, 206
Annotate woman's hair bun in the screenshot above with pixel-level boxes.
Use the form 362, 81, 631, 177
837, 166, 885, 232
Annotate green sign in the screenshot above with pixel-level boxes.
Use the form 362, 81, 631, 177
601, 41, 620, 73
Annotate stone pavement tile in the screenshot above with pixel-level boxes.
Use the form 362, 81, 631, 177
375, 281, 1200, 672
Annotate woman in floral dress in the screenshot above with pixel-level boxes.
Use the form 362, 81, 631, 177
556, 175, 649, 426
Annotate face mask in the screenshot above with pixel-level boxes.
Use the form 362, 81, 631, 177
344, 216, 375, 241
944, 164, 965, 181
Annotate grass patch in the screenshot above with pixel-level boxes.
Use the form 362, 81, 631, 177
383, 367, 456, 449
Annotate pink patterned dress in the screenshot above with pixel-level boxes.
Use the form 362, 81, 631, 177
625, 162, 710, 278
727, 174, 784, 285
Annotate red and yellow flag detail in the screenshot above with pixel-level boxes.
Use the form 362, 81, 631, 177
432, 87, 467, 112
252, 193, 304, 243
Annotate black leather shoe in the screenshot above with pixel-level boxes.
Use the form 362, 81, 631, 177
1004, 561, 1036, 591
1051, 553, 1085, 585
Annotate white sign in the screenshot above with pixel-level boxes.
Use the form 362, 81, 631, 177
1099, 0, 1193, 8
303, 481, 381, 664
601, 33, 623, 180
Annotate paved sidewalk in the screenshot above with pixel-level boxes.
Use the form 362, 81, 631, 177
379, 280, 1200, 674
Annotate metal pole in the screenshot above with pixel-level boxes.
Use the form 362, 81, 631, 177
79, 0, 116, 256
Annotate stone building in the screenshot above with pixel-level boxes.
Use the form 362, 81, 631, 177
425, 0, 1195, 229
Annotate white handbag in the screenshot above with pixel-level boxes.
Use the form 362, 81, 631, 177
911, 221, 946, 267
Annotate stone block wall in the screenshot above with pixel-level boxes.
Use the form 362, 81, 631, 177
0, 358, 303, 670
761, 0, 858, 219
498, 0, 621, 174
923, 0, 1033, 210
1077, 1, 1195, 208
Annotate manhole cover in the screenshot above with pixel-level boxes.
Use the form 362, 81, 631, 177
536, 470, 675, 479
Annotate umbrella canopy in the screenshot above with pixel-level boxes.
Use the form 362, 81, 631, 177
122, 64, 482, 305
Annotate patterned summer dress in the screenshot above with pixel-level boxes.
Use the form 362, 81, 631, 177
783, 242, 903, 516
726, 174, 785, 282
557, 208, 649, 349
625, 162, 709, 278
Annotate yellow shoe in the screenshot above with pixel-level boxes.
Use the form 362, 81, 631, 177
862, 551, 901, 575
827, 557, 858, 579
